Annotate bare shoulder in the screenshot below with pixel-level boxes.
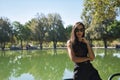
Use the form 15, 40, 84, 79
67, 40, 71, 47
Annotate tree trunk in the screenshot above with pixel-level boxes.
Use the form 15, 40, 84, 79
20, 40, 23, 50
53, 41, 57, 55
53, 41, 57, 49
1, 42, 5, 50
40, 42, 43, 50
103, 39, 107, 48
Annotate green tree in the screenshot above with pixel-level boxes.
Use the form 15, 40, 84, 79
55, 19, 67, 42
109, 20, 120, 40
23, 24, 32, 45
34, 13, 48, 50
47, 13, 65, 49
65, 25, 72, 40
25, 19, 37, 41
12, 21, 30, 49
81, 0, 120, 48
0, 17, 11, 50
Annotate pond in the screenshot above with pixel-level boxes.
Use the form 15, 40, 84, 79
0, 48, 120, 80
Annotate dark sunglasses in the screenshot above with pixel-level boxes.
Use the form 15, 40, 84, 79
75, 28, 85, 32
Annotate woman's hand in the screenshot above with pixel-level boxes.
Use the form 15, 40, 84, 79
81, 38, 89, 44
81, 38, 95, 61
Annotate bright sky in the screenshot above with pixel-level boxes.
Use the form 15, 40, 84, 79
0, 0, 84, 27
0, 0, 120, 27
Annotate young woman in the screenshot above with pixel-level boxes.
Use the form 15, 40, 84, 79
67, 22, 102, 80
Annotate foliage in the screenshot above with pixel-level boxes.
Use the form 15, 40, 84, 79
65, 25, 72, 40
0, 17, 11, 49
82, 0, 120, 39
47, 13, 66, 42
109, 20, 120, 39
12, 21, 32, 48
0, 17, 11, 42
81, 0, 120, 48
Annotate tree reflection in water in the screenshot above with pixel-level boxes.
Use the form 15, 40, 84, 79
9, 73, 35, 80
0, 49, 120, 80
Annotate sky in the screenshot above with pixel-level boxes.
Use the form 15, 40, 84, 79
0, 0, 84, 27
0, 0, 120, 27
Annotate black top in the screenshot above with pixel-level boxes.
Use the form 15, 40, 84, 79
72, 41, 88, 57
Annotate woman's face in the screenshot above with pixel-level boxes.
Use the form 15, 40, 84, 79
75, 25, 84, 39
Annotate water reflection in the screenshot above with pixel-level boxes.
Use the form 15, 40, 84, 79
62, 68, 73, 80
0, 50, 70, 80
113, 53, 120, 58
96, 53, 105, 57
96, 52, 120, 58
0, 49, 120, 80
9, 73, 35, 80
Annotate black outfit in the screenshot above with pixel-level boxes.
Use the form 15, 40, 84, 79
72, 41, 102, 80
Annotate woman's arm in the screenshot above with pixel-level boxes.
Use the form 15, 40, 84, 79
81, 38, 95, 61
86, 43, 95, 61
67, 40, 91, 63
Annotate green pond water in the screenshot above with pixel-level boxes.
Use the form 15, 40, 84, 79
0, 48, 120, 80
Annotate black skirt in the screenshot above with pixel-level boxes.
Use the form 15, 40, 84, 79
74, 61, 102, 80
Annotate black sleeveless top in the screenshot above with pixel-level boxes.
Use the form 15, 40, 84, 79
72, 41, 88, 57
72, 41, 102, 80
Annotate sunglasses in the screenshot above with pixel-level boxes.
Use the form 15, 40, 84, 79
75, 28, 85, 32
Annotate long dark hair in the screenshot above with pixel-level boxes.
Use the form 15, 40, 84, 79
70, 22, 85, 45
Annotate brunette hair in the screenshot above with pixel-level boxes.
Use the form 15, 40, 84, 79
70, 22, 85, 44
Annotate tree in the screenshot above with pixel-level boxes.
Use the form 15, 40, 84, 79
12, 21, 30, 49
25, 18, 37, 41
109, 20, 120, 40
65, 25, 72, 40
47, 13, 65, 49
0, 17, 11, 50
34, 13, 48, 50
81, 0, 120, 48
55, 19, 67, 42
